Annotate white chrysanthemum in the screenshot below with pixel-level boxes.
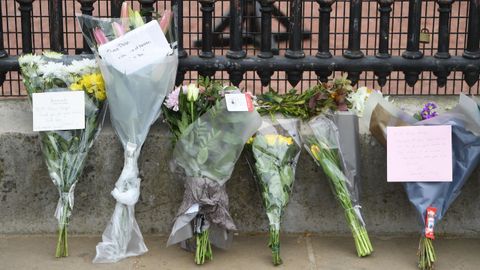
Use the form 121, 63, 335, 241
66, 58, 98, 75
18, 54, 45, 67
348, 86, 373, 117
42, 51, 63, 59
38, 62, 68, 79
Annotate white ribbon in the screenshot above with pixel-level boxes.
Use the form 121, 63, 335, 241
54, 183, 76, 225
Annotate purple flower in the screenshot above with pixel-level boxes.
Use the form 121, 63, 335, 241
419, 102, 439, 120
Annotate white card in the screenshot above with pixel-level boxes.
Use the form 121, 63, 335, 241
387, 125, 452, 182
98, 20, 170, 75
225, 93, 253, 112
32, 91, 85, 132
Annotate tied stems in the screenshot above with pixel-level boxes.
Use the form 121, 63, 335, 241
311, 141, 373, 257
418, 236, 436, 270
195, 229, 212, 265
55, 203, 69, 258
268, 226, 282, 266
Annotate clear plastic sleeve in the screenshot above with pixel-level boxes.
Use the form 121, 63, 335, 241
167, 99, 261, 251
245, 116, 301, 265
19, 54, 107, 257
300, 114, 373, 257
77, 8, 179, 263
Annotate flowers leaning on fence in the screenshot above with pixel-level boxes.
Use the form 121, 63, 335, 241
167, 99, 261, 265
19, 53, 107, 258
365, 93, 480, 270
78, 2, 179, 263
300, 116, 373, 257
245, 117, 301, 266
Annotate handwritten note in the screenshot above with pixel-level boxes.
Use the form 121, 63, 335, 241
98, 20, 170, 75
225, 93, 254, 112
32, 91, 85, 131
387, 125, 452, 182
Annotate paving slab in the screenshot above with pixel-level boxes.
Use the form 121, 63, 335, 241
1, 234, 479, 270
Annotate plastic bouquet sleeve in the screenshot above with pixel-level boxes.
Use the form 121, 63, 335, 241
300, 115, 373, 257
167, 99, 261, 264
368, 94, 480, 270
18, 53, 107, 258
245, 116, 301, 266
77, 6, 179, 263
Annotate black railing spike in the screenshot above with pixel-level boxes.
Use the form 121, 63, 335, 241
402, 0, 423, 59
344, 0, 364, 59
405, 71, 420, 87
257, 0, 275, 86
375, 0, 393, 86
77, 0, 97, 54
16, 0, 35, 54
111, 0, 123, 17
227, 0, 246, 86
173, 0, 187, 86
316, 0, 334, 59
198, 0, 216, 78
48, 0, 65, 53
139, 0, 157, 22
434, 0, 454, 87
463, 0, 480, 59
285, 0, 305, 87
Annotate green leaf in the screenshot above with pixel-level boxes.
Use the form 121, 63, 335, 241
197, 148, 209, 164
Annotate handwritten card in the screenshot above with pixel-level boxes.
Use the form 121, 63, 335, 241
225, 93, 254, 112
98, 20, 170, 75
387, 126, 452, 182
32, 91, 85, 131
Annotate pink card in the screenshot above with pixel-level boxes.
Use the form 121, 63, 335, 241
387, 125, 452, 182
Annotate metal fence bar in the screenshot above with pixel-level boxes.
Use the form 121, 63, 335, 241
316, 0, 334, 82
111, 0, 123, 17
174, 0, 187, 86
139, 0, 156, 22
226, 0, 246, 86
433, 0, 454, 87
198, 0, 215, 78
463, 0, 480, 86
78, 0, 97, 54
344, 0, 363, 85
257, 0, 275, 86
285, 0, 305, 87
402, 0, 423, 87
375, 0, 393, 87
48, 0, 65, 52
16, 0, 35, 54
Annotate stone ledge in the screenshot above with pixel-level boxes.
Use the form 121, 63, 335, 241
1, 98, 479, 237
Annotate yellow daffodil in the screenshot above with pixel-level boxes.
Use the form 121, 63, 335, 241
310, 144, 321, 161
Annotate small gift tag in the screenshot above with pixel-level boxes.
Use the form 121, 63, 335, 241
425, 207, 437, 239
32, 91, 85, 131
225, 93, 254, 112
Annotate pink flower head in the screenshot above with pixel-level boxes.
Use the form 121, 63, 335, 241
159, 10, 173, 33
93, 27, 108, 45
164, 86, 187, 112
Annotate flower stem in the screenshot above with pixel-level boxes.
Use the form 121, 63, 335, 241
417, 236, 436, 270
194, 229, 212, 265
268, 226, 282, 266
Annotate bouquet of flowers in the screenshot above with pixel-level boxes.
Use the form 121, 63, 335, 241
19, 52, 107, 257
245, 117, 301, 265
167, 99, 261, 264
365, 93, 480, 270
162, 76, 225, 141
300, 115, 373, 257
78, 2, 178, 263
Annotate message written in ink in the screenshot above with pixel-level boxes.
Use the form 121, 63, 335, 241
98, 20, 170, 75
387, 125, 452, 182
32, 91, 85, 131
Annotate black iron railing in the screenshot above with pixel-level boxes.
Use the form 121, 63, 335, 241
0, 0, 479, 96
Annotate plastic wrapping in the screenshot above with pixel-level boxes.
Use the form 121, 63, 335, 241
300, 114, 373, 257
167, 99, 261, 263
367, 94, 480, 269
19, 54, 107, 257
77, 8, 178, 263
246, 116, 301, 265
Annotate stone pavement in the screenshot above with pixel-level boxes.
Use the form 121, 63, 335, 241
1, 234, 479, 270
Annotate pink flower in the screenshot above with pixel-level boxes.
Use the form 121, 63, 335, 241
164, 86, 187, 112
93, 27, 108, 45
159, 10, 173, 33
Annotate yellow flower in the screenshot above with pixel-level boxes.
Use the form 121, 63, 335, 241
264, 134, 294, 146
310, 144, 321, 160
69, 72, 106, 101
246, 137, 254, 145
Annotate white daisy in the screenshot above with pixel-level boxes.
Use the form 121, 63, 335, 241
38, 62, 68, 79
